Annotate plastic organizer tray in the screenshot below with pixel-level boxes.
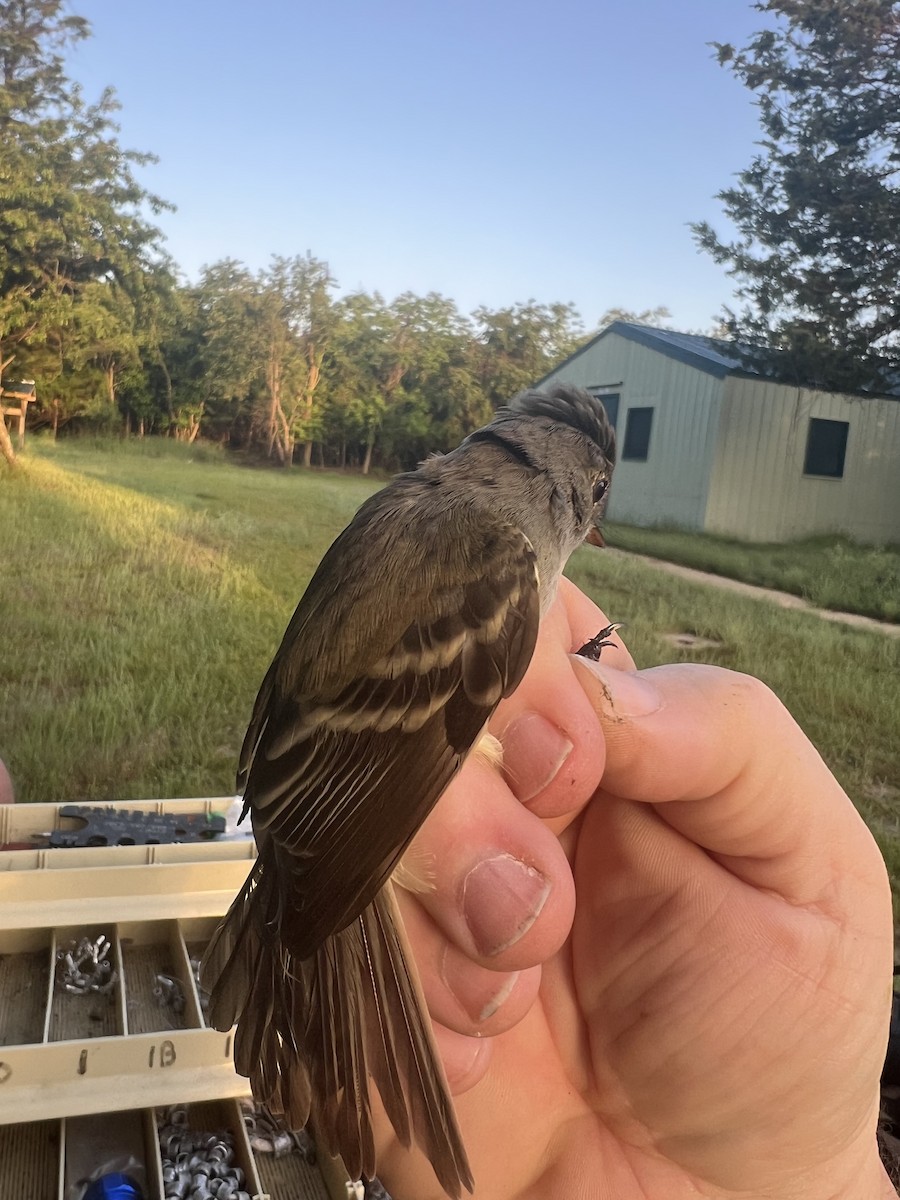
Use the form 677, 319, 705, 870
0, 797, 356, 1199
0, 1097, 350, 1200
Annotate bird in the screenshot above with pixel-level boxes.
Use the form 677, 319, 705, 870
201, 384, 617, 1197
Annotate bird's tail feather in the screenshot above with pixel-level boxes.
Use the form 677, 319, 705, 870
201, 864, 473, 1197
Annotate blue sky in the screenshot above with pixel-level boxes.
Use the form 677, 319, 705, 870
71, 1, 768, 334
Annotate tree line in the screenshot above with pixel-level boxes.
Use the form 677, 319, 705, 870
0, 3, 673, 469
3, 0, 899, 469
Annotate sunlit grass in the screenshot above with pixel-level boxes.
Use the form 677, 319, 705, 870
0, 440, 378, 802
605, 522, 900, 623
2, 438, 898, 906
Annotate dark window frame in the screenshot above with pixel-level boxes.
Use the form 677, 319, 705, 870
621, 406, 654, 462
803, 418, 849, 479
587, 389, 620, 432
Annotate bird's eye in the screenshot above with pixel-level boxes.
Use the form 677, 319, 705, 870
592, 479, 608, 504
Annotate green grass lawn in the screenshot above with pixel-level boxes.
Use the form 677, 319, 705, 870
605, 522, 900, 623
2, 437, 898, 902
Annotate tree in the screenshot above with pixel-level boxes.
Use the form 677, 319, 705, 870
0, 0, 172, 456
693, 0, 900, 392
378, 292, 478, 471
148, 283, 208, 442
193, 255, 337, 462
193, 260, 264, 443
267, 253, 336, 467
472, 301, 585, 409
598, 305, 672, 329
129, 263, 183, 435
74, 282, 141, 409
319, 291, 489, 472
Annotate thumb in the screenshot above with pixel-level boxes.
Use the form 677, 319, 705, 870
570, 657, 887, 915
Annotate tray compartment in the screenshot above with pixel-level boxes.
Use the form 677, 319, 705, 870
118, 920, 202, 1035
178, 915, 224, 1026
0, 1118, 62, 1200
238, 1097, 339, 1199
0, 928, 53, 1046
63, 1108, 160, 1200
155, 1098, 264, 1198
48, 927, 124, 1042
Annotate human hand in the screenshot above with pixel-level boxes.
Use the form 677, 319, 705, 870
377, 579, 894, 1199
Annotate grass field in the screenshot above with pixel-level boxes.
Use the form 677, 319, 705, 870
605, 521, 900, 623
2, 437, 898, 900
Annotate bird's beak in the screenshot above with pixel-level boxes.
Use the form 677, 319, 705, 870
585, 526, 605, 548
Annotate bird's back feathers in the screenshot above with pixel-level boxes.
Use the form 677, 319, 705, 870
202, 384, 616, 1197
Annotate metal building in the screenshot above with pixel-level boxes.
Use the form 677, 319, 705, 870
539, 321, 900, 545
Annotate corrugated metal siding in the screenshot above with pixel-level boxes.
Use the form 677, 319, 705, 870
706, 377, 900, 544
542, 332, 723, 529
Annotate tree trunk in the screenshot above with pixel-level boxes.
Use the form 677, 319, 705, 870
158, 351, 174, 426
362, 430, 375, 476
266, 344, 282, 459
273, 398, 292, 466
52, 399, 59, 440
297, 348, 322, 466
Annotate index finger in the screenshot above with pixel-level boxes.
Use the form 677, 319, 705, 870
490, 577, 633, 823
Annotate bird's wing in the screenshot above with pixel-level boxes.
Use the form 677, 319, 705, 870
240, 508, 540, 957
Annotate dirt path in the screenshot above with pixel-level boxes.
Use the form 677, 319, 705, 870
607, 548, 900, 639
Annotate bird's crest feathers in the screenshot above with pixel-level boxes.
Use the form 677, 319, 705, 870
504, 384, 617, 464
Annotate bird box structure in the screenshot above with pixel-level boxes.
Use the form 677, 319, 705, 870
1, 379, 36, 448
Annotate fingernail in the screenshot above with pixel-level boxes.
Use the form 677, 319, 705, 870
439, 948, 521, 1024
478, 973, 519, 1022
572, 658, 663, 718
500, 713, 573, 803
462, 854, 550, 956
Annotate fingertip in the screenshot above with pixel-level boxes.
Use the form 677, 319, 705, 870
499, 712, 574, 806
570, 656, 664, 720
558, 577, 636, 671
433, 1022, 493, 1094
495, 651, 606, 822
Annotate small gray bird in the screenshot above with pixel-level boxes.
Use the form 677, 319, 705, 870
202, 385, 616, 1197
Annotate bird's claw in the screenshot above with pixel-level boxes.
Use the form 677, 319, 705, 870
577, 622, 624, 661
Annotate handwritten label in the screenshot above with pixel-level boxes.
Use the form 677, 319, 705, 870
147, 1039, 177, 1068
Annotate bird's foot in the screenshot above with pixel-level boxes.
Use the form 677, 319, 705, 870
577, 622, 623, 661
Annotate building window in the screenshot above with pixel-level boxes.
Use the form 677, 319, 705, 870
804, 418, 848, 478
588, 390, 620, 431
622, 406, 653, 461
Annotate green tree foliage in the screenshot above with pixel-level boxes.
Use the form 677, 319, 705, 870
0, 1, 669, 469
0, 0, 173, 445
377, 292, 482, 471
191, 255, 336, 463
319, 290, 481, 472
597, 305, 672, 329
318, 292, 580, 472
472, 301, 586, 409
693, 0, 900, 392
